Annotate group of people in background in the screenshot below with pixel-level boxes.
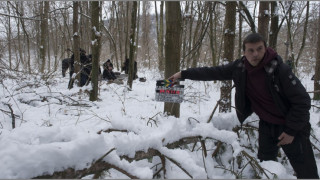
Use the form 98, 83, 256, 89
62, 48, 139, 88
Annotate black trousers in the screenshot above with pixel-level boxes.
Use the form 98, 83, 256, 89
258, 120, 319, 179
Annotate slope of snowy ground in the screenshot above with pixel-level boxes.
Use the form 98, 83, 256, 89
0, 68, 319, 179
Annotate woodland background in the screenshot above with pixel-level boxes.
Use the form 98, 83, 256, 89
0, 1, 320, 179
0, 1, 319, 107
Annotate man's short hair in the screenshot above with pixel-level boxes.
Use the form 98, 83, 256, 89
242, 33, 267, 51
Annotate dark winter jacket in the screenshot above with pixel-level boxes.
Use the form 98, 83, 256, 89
181, 54, 311, 136
103, 69, 117, 80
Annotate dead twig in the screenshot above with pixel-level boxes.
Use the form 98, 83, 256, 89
207, 85, 235, 123
4, 103, 15, 129
164, 154, 193, 179
160, 155, 166, 178
97, 128, 129, 134
241, 150, 270, 179
311, 104, 320, 109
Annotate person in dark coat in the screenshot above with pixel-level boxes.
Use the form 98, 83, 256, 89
61, 58, 71, 77
103, 59, 111, 70
103, 62, 116, 81
79, 49, 91, 86
169, 33, 319, 179
122, 58, 138, 79
69, 48, 90, 87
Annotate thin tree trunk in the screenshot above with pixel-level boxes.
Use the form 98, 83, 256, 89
155, 1, 165, 73
239, 1, 256, 33
314, 4, 320, 100
125, 2, 130, 59
258, 1, 270, 41
127, 1, 138, 89
186, 2, 194, 68
40, 1, 49, 73
164, 1, 182, 118
269, 1, 279, 50
90, 1, 101, 101
115, 2, 124, 67
238, 2, 243, 59
73, 2, 81, 86
15, 2, 23, 70
135, 1, 140, 64
209, 2, 216, 66
284, 1, 294, 68
181, 2, 189, 70
295, 1, 309, 67
219, 1, 236, 113
7, 2, 12, 69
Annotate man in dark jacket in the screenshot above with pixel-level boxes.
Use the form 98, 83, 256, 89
122, 58, 138, 79
169, 33, 318, 179
69, 48, 91, 87
103, 62, 117, 81
61, 58, 71, 77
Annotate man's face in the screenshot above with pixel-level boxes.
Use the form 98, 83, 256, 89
243, 41, 266, 67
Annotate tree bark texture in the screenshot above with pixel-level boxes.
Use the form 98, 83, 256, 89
90, 1, 101, 101
314, 4, 320, 100
219, 1, 236, 113
155, 1, 165, 73
73, 2, 81, 86
258, 1, 270, 41
269, 1, 279, 50
164, 1, 182, 118
40, 1, 49, 73
127, 1, 137, 89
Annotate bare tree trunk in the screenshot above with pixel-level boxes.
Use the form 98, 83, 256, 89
102, 4, 119, 70
60, 2, 72, 58
295, 1, 309, 68
80, 2, 91, 54
209, 2, 217, 66
288, 4, 295, 63
135, 1, 140, 64
314, 4, 320, 100
127, 1, 138, 89
10, 1, 31, 71
258, 1, 270, 41
47, 18, 51, 72
191, 3, 201, 68
284, 3, 291, 61
7, 2, 12, 69
214, 3, 221, 66
142, 1, 151, 68
155, 1, 165, 74
40, 1, 49, 73
115, 2, 124, 67
238, 2, 243, 59
239, 1, 256, 33
73, 2, 81, 86
186, 2, 194, 68
164, 1, 181, 118
219, 1, 236, 113
15, 2, 23, 70
269, 1, 279, 50
50, 3, 59, 72
90, 1, 101, 101
181, 2, 189, 70
125, 2, 130, 59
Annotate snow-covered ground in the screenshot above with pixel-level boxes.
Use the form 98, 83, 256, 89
0, 68, 319, 179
